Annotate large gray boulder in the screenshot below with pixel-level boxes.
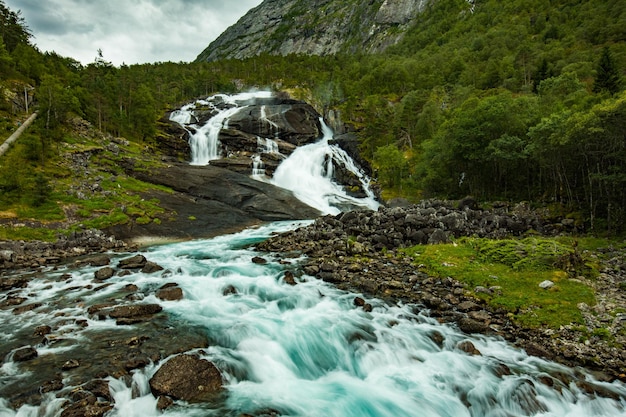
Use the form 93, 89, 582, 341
149, 354, 222, 402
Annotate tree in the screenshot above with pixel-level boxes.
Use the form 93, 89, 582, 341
0, 2, 31, 51
593, 47, 622, 95
373, 145, 407, 189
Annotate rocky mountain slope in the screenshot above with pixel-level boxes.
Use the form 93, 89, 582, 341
196, 0, 433, 62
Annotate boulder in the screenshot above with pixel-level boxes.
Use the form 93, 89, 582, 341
149, 354, 223, 402
94, 267, 115, 281
226, 100, 322, 146
156, 285, 183, 301
142, 261, 164, 274
108, 304, 163, 319
12, 346, 38, 362
118, 255, 147, 269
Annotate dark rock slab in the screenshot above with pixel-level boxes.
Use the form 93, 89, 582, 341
94, 267, 115, 281
109, 304, 163, 318
156, 285, 183, 301
107, 163, 320, 241
142, 261, 164, 274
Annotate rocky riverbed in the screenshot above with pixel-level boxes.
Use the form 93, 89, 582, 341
1, 201, 625, 415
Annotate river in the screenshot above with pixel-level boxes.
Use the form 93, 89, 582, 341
1, 221, 625, 416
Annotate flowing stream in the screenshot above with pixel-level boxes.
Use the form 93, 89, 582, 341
1, 222, 625, 416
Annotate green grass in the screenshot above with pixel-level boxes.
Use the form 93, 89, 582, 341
0, 225, 61, 242
402, 237, 597, 329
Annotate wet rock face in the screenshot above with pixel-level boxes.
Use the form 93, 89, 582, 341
226, 99, 322, 146
149, 354, 223, 402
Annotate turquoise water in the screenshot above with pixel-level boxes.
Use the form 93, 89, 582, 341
1, 221, 625, 416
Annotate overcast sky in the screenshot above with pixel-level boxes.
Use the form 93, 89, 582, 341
3, 0, 263, 66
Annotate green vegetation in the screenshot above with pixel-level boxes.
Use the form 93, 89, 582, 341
1, 0, 625, 238
403, 237, 598, 328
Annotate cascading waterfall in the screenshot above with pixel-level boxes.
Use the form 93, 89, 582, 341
271, 119, 379, 215
260, 105, 280, 137
252, 137, 281, 178
1, 222, 625, 417
170, 91, 273, 165
171, 91, 379, 214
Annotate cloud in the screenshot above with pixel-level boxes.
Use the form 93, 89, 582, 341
3, 0, 262, 65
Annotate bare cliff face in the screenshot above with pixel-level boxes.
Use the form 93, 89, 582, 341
196, 0, 432, 62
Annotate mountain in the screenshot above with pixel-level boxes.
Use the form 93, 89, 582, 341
196, 0, 432, 62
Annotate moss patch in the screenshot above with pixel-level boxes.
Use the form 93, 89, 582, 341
403, 237, 597, 329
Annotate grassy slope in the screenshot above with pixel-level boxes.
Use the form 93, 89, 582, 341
0, 113, 175, 241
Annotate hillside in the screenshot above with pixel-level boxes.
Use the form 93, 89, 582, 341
196, 0, 432, 62
0, 0, 625, 237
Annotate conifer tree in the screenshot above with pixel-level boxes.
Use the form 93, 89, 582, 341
593, 47, 622, 95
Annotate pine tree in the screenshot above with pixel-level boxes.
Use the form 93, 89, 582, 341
593, 47, 622, 95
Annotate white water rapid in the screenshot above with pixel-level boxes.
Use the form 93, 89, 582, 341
1, 222, 625, 416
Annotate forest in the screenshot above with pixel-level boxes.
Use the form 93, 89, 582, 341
0, 0, 625, 234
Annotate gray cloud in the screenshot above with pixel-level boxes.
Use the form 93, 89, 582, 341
3, 0, 262, 65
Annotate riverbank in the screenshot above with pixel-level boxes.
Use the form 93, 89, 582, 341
257, 200, 626, 383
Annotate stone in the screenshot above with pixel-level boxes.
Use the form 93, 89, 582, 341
60, 401, 112, 417
427, 228, 449, 244
118, 254, 147, 269
458, 318, 490, 334
108, 304, 163, 319
223, 285, 238, 296
457, 341, 482, 356
142, 261, 164, 274
156, 286, 183, 301
539, 280, 555, 289
149, 354, 223, 402
283, 271, 297, 286
34, 325, 52, 336
457, 301, 481, 312
157, 396, 174, 411
62, 359, 80, 370
0, 250, 15, 263
86, 255, 111, 267
12, 346, 38, 362
252, 256, 268, 265
94, 267, 115, 281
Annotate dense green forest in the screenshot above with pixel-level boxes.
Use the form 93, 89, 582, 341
0, 0, 625, 235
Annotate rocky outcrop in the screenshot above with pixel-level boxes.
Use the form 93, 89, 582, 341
225, 98, 322, 146
258, 200, 547, 255
158, 95, 321, 178
196, 0, 436, 62
107, 162, 320, 241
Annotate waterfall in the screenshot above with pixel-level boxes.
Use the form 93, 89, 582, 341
271, 119, 379, 215
170, 91, 273, 166
260, 105, 280, 137
171, 92, 379, 214
257, 136, 280, 155
251, 154, 265, 177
